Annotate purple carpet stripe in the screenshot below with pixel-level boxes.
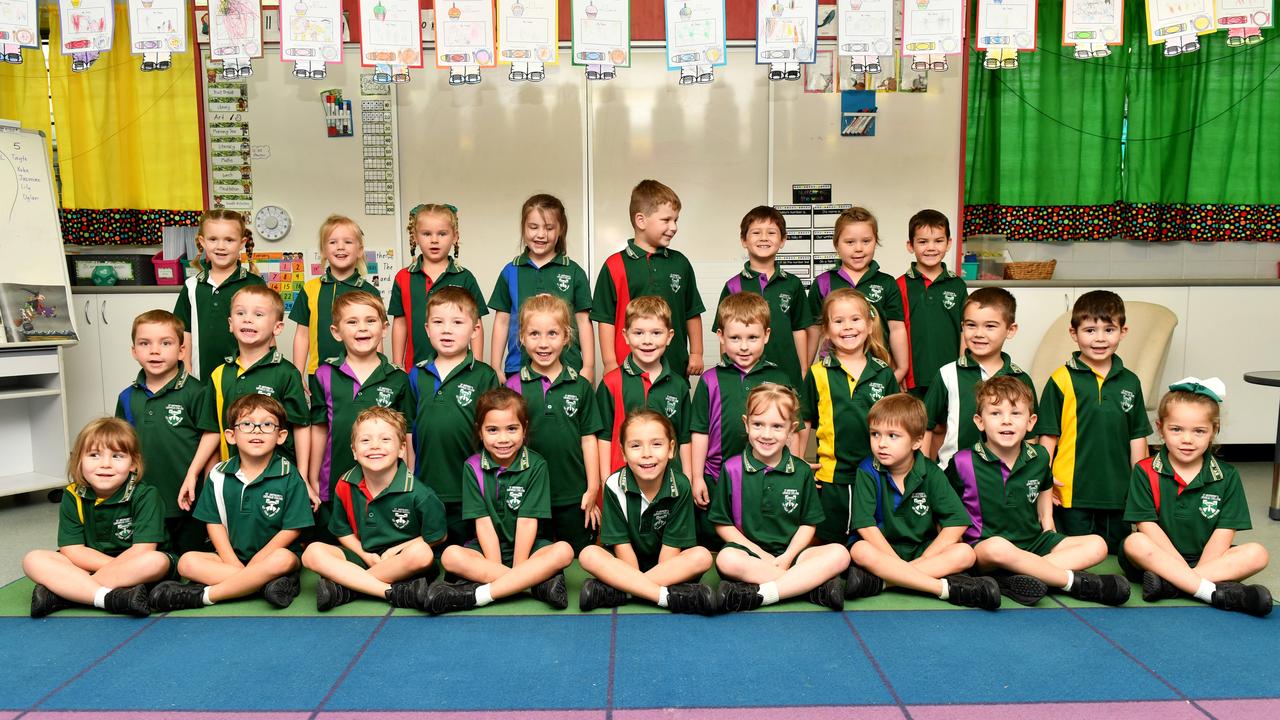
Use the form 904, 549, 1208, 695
317, 713, 604, 720
605, 607, 619, 720
309, 608, 395, 720
1197, 699, 1280, 720
0, 713, 18, 720
17, 616, 162, 719
23, 714, 312, 720
614, 707, 903, 720
908, 701, 1208, 720
842, 614, 912, 720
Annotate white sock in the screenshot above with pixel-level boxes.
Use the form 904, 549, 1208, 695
1062, 570, 1074, 591
475, 583, 494, 607
657, 586, 669, 608
758, 581, 780, 606
202, 586, 215, 606
92, 587, 110, 608
1194, 579, 1216, 603
938, 579, 950, 600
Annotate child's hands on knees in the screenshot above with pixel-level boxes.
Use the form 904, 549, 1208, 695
363, 551, 383, 567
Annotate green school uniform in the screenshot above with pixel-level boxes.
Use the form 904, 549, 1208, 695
714, 262, 815, 387
57, 479, 167, 554
1034, 352, 1151, 510
923, 351, 1037, 469
801, 353, 899, 485
947, 441, 1063, 555
329, 462, 448, 552
115, 366, 219, 518
1124, 451, 1251, 558
309, 353, 414, 501
389, 256, 488, 367
600, 466, 697, 570
409, 351, 500, 503
288, 269, 374, 375
852, 452, 970, 558
709, 449, 824, 557
192, 453, 314, 562
173, 263, 265, 380
591, 240, 705, 376
806, 261, 904, 344
461, 448, 553, 563
897, 262, 967, 393
206, 348, 311, 463
505, 365, 603, 505
488, 252, 594, 375
596, 355, 692, 474
689, 356, 790, 482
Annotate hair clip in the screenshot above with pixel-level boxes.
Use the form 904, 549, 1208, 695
1168, 376, 1226, 403
410, 203, 459, 215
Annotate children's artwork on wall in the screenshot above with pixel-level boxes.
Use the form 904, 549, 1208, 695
1063, 0, 1124, 58
840, 89, 876, 136
757, 0, 818, 82
817, 1, 838, 38
1145, 0, 1216, 55
664, 0, 727, 85
897, 51, 928, 92
0, 0, 37, 65
58, 0, 114, 72
901, 0, 964, 72
499, 0, 557, 82
837, 0, 894, 76
804, 47, 836, 92
128, 0, 186, 71
0, 284, 76, 343
571, 0, 629, 81
209, 0, 262, 79
281, 0, 343, 80
1216, 0, 1272, 46
976, 0, 1037, 69
436, 0, 496, 85
361, 0, 423, 84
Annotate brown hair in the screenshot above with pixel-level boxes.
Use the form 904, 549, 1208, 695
474, 387, 530, 444
820, 289, 891, 366
225, 393, 287, 428
319, 214, 366, 277
68, 418, 143, 491
629, 179, 682, 220
739, 206, 787, 239
521, 194, 568, 256
427, 285, 480, 322
964, 287, 1017, 326
231, 284, 285, 322
908, 209, 951, 241
974, 375, 1036, 413
867, 393, 928, 439
407, 204, 461, 259
351, 406, 408, 446
194, 209, 256, 273
519, 293, 574, 343
620, 408, 676, 446
744, 382, 801, 430
1072, 289, 1126, 329
624, 295, 673, 330
332, 290, 388, 324
834, 206, 880, 245
716, 292, 771, 331
1157, 390, 1221, 438
131, 309, 185, 342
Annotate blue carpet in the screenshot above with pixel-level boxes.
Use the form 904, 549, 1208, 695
0, 618, 146, 709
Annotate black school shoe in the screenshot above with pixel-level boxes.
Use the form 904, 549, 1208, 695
103, 584, 152, 617
30, 584, 72, 618
579, 578, 628, 611
1067, 571, 1131, 606
995, 573, 1048, 606
425, 580, 479, 615
945, 575, 1001, 611
1141, 572, 1181, 603
149, 581, 206, 611
316, 577, 354, 612
666, 582, 718, 615
718, 581, 764, 612
1211, 582, 1274, 617
531, 572, 568, 610
385, 578, 431, 611
844, 565, 885, 600
808, 577, 846, 611
263, 572, 301, 609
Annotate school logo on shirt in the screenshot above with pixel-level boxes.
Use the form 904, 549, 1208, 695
669, 273, 682, 292
165, 404, 185, 427
261, 492, 284, 518
911, 492, 930, 516
865, 284, 884, 303
113, 516, 134, 541
1026, 478, 1041, 503
392, 506, 411, 529
375, 387, 395, 408
255, 385, 277, 397
563, 394, 580, 417
506, 485, 525, 510
779, 293, 792, 313
457, 384, 475, 406
1120, 390, 1136, 412
782, 488, 800, 514
663, 395, 679, 418
867, 382, 886, 402
556, 273, 571, 292
1200, 493, 1221, 519
942, 291, 958, 309
651, 508, 670, 531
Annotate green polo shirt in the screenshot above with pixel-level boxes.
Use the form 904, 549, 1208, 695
57, 479, 167, 554
689, 356, 789, 481
924, 351, 1038, 469
505, 365, 604, 506
596, 355, 692, 473
600, 466, 697, 561
173, 263, 266, 379
310, 352, 415, 502
115, 366, 220, 518
329, 462, 448, 552
389, 256, 488, 367
709, 449, 824, 557
206, 348, 311, 463
591, 240, 705, 376
488, 252, 593, 375
714, 262, 815, 387
192, 453, 314, 562
853, 451, 968, 556
461, 448, 552, 551
1034, 352, 1151, 510
947, 441, 1054, 549
898, 262, 967, 392
806, 261, 904, 344
288, 269, 374, 375
801, 353, 900, 484
1124, 451, 1251, 557
409, 351, 500, 503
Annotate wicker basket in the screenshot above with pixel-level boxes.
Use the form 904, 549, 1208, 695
1004, 260, 1056, 280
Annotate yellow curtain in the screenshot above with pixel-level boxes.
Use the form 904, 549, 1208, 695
0, 43, 54, 160
48, 3, 202, 211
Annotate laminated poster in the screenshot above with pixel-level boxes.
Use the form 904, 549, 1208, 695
436, 0, 497, 68
571, 0, 630, 67
499, 0, 558, 66
664, 0, 728, 69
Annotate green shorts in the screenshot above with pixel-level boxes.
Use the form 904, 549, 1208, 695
720, 541, 788, 561
544, 503, 597, 554
464, 537, 552, 567
1055, 507, 1127, 555
163, 514, 210, 556
1017, 531, 1067, 557
815, 482, 855, 544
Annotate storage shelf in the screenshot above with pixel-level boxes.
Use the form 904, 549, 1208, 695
0, 388, 61, 401
0, 471, 65, 496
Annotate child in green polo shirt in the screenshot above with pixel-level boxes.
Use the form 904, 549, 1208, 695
174, 209, 265, 380
489, 194, 595, 383
151, 395, 314, 611
713, 384, 852, 612
117, 310, 221, 554
1036, 290, 1151, 553
291, 214, 373, 378
579, 409, 717, 614
713, 206, 814, 387
596, 296, 693, 480
409, 286, 500, 547
302, 407, 446, 612
1122, 379, 1272, 616
505, 294, 603, 553
950, 377, 1130, 607
897, 209, 967, 396
24, 419, 171, 617
806, 207, 908, 380
591, 179, 705, 377
691, 292, 791, 549
845, 394, 999, 609
923, 287, 1036, 469
426, 388, 576, 613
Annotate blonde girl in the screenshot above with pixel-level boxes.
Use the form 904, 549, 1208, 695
291, 214, 373, 377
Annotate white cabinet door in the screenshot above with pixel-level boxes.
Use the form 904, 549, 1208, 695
61, 293, 106, 436
1185, 287, 1276, 445
96, 294, 177, 412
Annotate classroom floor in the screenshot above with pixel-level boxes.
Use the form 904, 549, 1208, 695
2, 464, 1278, 720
